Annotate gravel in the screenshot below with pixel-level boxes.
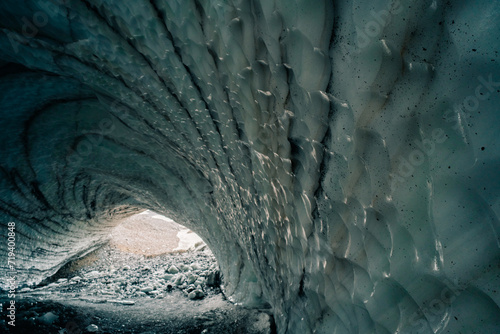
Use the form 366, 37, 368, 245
26, 243, 222, 303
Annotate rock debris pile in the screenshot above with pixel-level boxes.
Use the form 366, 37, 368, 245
22, 245, 221, 303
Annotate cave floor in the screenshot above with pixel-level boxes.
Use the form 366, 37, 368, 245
1, 292, 272, 334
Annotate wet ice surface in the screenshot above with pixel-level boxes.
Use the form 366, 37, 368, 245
1, 244, 272, 334
0, 1, 499, 333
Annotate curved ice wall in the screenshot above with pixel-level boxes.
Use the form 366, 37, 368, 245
1, 0, 499, 333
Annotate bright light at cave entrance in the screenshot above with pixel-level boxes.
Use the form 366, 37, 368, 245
110, 210, 207, 257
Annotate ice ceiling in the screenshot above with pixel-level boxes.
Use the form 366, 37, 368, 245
1, 0, 500, 333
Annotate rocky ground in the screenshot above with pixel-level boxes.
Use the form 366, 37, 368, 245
1, 212, 274, 333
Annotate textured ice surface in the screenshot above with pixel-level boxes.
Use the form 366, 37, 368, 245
0, 0, 499, 333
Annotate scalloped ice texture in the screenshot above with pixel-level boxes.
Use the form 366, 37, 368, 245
0, 0, 499, 333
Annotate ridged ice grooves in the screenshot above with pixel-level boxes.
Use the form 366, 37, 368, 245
1, 1, 500, 333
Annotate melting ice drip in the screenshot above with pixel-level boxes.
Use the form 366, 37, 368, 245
0, 1, 499, 333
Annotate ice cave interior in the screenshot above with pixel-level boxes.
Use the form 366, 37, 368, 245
0, 0, 500, 333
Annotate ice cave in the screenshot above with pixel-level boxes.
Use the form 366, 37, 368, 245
0, 0, 499, 333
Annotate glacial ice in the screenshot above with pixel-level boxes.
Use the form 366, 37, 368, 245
0, 0, 499, 333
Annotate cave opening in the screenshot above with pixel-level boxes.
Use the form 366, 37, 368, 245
37, 210, 219, 290
1, 211, 273, 334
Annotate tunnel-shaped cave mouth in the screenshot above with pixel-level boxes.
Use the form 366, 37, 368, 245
8, 212, 275, 333
40, 210, 222, 293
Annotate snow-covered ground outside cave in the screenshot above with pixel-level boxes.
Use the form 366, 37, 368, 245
0, 212, 273, 334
